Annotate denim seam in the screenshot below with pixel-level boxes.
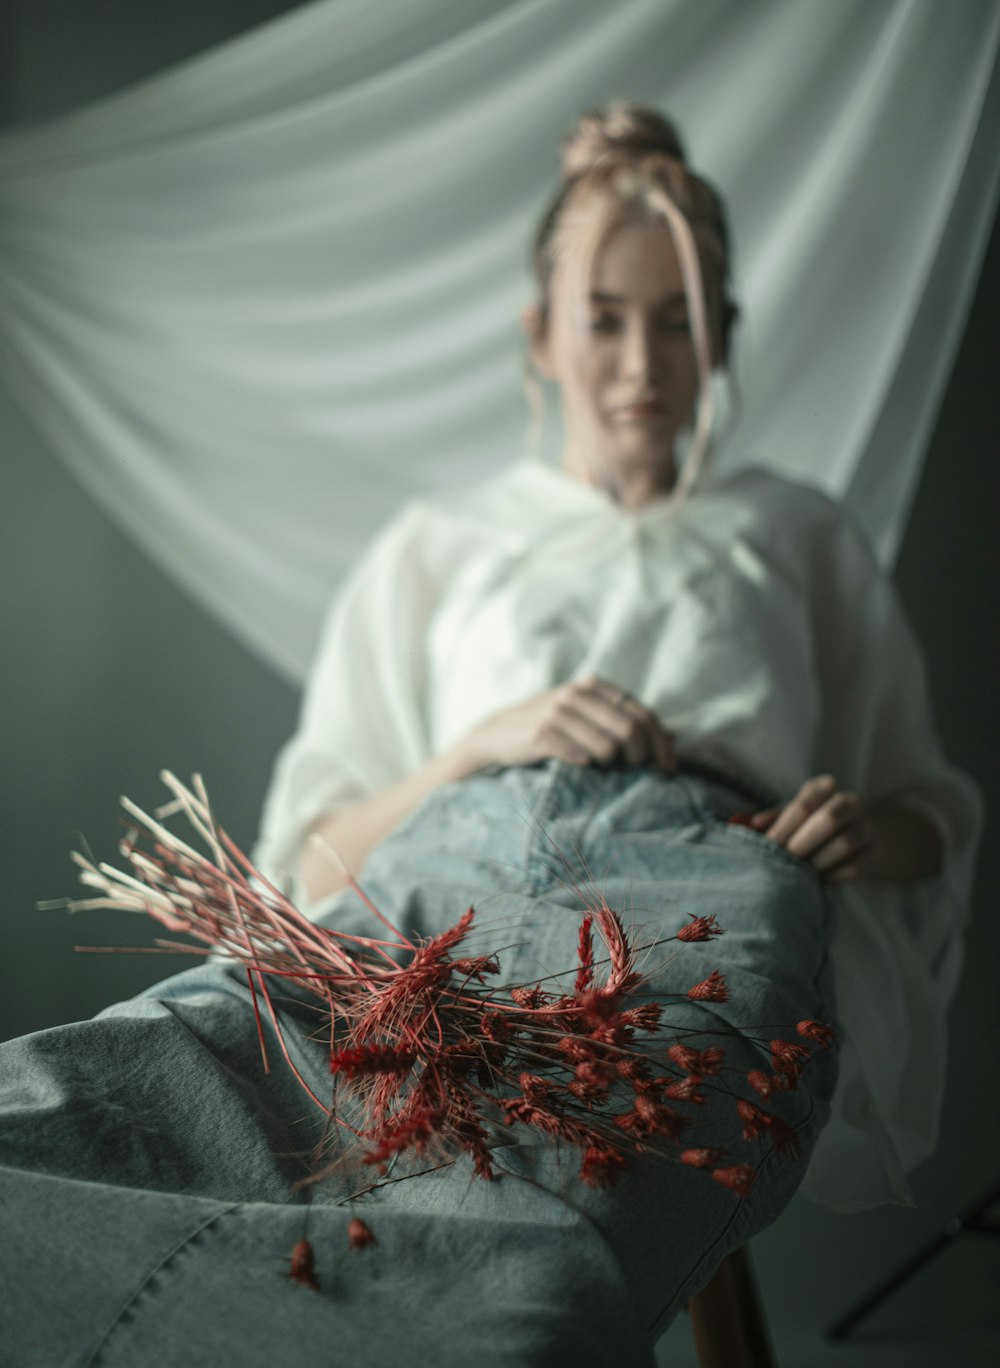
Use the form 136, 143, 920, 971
519, 761, 591, 898
667, 772, 718, 828
645, 1091, 819, 1342
707, 814, 821, 877
672, 771, 820, 879
83, 1202, 243, 1367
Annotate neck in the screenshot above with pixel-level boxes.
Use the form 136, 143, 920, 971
559, 447, 677, 509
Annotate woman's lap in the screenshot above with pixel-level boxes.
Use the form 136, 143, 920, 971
330, 759, 839, 1337
0, 760, 838, 1364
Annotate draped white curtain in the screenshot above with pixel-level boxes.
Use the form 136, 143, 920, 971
0, 0, 997, 684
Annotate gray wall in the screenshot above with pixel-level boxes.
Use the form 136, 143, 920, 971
1, 4, 998, 1357
1, 0, 307, 1042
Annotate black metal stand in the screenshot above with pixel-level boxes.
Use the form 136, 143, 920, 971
826, 1180, 1000, 1342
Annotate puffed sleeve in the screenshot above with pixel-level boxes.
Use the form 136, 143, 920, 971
798, 503, 985, 1210
250, 500, 445, 906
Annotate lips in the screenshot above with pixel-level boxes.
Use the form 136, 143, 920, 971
617, 400, 667, 419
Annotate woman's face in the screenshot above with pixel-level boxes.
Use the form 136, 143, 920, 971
526, 216, 715, 499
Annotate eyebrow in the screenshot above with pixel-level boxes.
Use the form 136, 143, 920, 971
588, 289, 688, 306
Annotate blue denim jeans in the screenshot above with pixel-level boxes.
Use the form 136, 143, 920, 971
0, 761, 838, 1367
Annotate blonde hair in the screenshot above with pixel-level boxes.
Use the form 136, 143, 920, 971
525, 101, 741, 509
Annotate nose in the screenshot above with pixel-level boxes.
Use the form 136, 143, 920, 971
619, 317, 658, 383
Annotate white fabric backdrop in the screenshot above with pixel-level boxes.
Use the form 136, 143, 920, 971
0, 0, 997, 683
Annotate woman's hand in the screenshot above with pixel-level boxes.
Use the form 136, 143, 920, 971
455, 675, 677, 775
746, 774, 875, 885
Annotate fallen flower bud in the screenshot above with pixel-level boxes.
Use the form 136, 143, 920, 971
348, 1217, 376, 1250
288, 1237, 320, 1291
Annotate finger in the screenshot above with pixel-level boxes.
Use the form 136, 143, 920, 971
823, 861, 861, 885
785, 792, 867, 864
576, 685, 651, 765
538, 722, 600, 767
578, 682, 674, 771
652, 724, 678, 773
764, 775, 837, 848
621, 701, 675, 770
550, 705, 624, 765
809, 819, 874, 874
749, 808, 780, 829
615, 697, 676, 772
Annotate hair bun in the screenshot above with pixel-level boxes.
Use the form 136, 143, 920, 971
560, 100, 687, 177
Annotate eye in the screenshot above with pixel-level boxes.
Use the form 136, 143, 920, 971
589, 313, 621, 334
660, 316, 690, 334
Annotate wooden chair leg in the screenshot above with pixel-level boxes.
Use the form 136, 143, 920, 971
688, 1245, 778, 1368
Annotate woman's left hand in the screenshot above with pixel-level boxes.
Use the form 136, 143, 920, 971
746, 774, 875, 885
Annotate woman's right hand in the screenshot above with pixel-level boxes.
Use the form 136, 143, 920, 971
455, 675, 678, 775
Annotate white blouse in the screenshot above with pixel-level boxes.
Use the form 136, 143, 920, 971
252, 456, 984, 1212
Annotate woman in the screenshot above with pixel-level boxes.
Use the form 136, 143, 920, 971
0, 103, 983, 1366
261, 103, 953, 914
245, 96, 981, 1342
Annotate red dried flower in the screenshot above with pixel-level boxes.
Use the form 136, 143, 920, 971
479, 1011, 510, 1042
501, 1096, 541, 1128
510, 985, 547, 1009
796, 1019, 836, 1048
444, 1083, 496, 1180
711, 1165, 756, 1196
348, 1218, 376, 1250
577, 1058, 614, 1086
568, 1059, 614, 1103
578, 988, 621, 1025
556, 1035, 595, 1064
620, 1003, 662, 1030
616, 1100, 688, 1140
767, 1071, 795, 1093
422, 906, 476, 959
680, 1147, 728, 1169
591, 904, 643, 998
615, 1055, 653, 1083
769, 1039, 811, 1076
450, 954, 500, 983
764, 1115, 802, 1159
736, 1099, 771, 1141
676, 914, 725, 943
668, 1044, 700, 1074
330, 1045, 415, 1077
687, 971, 729, 1003
518, 1072, 552, 1103
362, 1105, 442, 1169
747, 1070, 773, 1098
288, 1237, 320, 1291
668, 1044, 724, 1077
575, 915, 594, 993
580, 1145, 629, 1188
664, 1077, 707, 1104
439, 1042, 481, 1078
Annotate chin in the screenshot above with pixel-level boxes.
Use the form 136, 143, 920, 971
610, 443, 676, 469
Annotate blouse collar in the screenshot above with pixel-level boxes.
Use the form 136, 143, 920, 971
509, 456, 687, 524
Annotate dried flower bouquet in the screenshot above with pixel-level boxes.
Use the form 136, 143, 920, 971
48, 771, 834, 1281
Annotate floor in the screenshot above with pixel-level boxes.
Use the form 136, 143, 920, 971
653, 1187, 1000, 1367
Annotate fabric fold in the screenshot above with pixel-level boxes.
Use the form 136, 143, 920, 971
1, 0, 998, 678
